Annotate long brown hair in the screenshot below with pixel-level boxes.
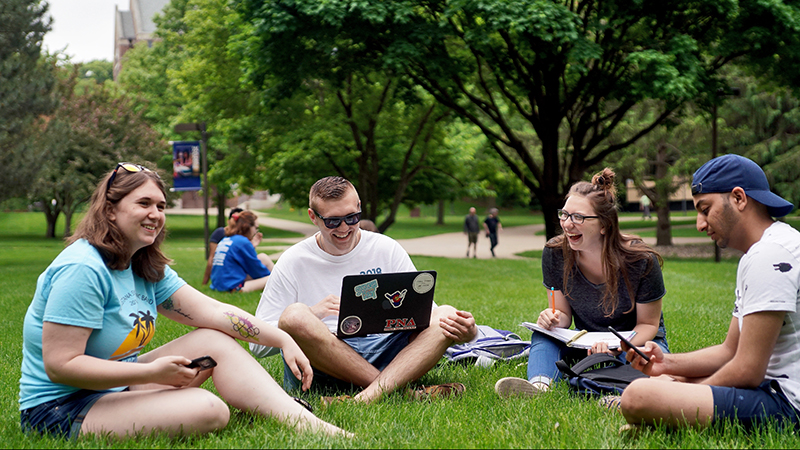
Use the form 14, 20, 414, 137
68, 165, 171, 283
546, 168, 663, 317
224, 210, 258, 238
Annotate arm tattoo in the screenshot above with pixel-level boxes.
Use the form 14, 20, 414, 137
162, 298, 193, 320
224, 311, 260, 340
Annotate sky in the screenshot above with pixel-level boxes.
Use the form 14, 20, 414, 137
41, 0, 120, 63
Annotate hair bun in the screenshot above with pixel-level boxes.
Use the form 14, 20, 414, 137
592, 168, 617, 199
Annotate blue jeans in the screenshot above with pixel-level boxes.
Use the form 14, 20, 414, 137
283, 331, 413, 392
526, 326, 670, 384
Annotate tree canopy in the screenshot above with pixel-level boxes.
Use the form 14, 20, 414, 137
239, 0, 800, 237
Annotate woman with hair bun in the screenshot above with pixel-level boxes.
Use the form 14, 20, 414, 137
209, 210, 274, 293
495, 168, 669, 398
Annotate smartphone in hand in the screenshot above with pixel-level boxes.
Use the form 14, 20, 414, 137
608, 326, 650, 362
186, 355, 217, 371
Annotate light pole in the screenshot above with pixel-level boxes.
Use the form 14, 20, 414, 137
174, 122, 210, 259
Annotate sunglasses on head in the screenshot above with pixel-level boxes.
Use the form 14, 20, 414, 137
312, 209, 362, 229
106, 163, 153, 192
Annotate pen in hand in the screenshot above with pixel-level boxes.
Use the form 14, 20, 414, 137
549, 287, 555, 314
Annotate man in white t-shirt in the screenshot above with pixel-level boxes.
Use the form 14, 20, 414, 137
251, 176, 477, 404
619, 154, 800, 432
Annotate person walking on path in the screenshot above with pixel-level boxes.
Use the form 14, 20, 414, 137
484, 208, 502, 257
640, 195, 652, 220
464, 207, 480, 258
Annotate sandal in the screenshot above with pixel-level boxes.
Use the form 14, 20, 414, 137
407, 382, 466, 401
320, 394, 352, 407
598, 395, 622, 411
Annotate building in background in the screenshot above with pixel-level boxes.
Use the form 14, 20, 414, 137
113, 0, 170, 79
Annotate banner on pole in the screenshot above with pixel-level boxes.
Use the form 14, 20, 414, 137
172, 141, 201, 191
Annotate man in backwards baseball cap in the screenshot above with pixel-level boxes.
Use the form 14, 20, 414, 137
691, 154, 794, 218
616, 154, 800, 433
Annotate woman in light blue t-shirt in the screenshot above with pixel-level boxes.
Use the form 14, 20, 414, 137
19, 163, 349, 440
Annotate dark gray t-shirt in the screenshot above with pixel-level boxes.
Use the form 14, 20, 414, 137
541, 245, 666, 332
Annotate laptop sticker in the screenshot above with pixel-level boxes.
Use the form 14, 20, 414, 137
384, 317, 417, 332
384, 289, 408, 309
413, 272, 435, 294
340, 315, 363, 336
354, 279, 379, 300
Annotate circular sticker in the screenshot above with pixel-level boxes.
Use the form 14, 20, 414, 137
340, 315, 362, 336
413, 272, 435, 294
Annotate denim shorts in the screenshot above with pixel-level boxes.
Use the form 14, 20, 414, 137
283, 331, 413, 392
710, 379, 800, 429
20, 389, 118, 440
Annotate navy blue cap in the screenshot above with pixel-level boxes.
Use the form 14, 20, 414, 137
692, 154, 794, 217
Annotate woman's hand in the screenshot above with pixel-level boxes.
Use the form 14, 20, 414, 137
536, 308, 560, 330
147, 355, 199, 388
250, 231, 263, 247
588, 341, 621, 357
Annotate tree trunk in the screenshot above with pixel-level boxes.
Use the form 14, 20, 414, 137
654, 141, 673, 246
216, 189, 227, 228
436, 199, 445, 225
42, 204, 60, 239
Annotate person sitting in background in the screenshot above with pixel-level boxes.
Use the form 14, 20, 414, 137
495, 168, 668, 398
18, 163, 349, 439
209, 210, 274, 293
359, 219, 379, 232
202, 207, 243, 285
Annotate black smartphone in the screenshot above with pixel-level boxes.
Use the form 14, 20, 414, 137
186, 355, 217, 371
607, 326, 650, 362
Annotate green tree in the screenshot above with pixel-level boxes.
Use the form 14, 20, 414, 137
0, 0, 56, 201
26, 66, 164, 237
259, 74, 467, 232
239, 0, 800, 238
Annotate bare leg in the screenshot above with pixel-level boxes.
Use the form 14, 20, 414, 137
242, 276, 269, 293
354, 305, 457, 403
620, 377, 715, 427
83, 328, 349, 438
278, 304, 380, 387
258, 253, 275, 271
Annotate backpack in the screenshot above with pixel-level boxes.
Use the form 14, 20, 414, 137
444, 325, 530, 367
555, 352, 648, 396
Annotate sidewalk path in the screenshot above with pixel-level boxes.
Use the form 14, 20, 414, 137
168, 208, 711, 260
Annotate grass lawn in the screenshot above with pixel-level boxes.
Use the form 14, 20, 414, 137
1, 212, 799, 448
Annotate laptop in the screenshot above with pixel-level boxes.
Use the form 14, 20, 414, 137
336, 270, 437, 338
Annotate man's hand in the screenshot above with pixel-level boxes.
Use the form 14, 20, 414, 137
439, 310, 477, 344
624, 340, 666, 376
309, 294, 340, 320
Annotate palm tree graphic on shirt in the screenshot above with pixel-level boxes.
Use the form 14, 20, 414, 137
110, 310, 156, 361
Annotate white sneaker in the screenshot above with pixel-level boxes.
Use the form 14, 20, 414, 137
494, 377, 548, 398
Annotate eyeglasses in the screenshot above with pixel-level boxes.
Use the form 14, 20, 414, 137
106, 163, 152, 192
312, 209, 362, 229
557, 209, 600, 224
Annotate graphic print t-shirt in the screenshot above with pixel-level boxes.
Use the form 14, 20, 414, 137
19, 239, 186, 410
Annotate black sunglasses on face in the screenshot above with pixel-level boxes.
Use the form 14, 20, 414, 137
557, 209, 600, 224
313, 210, 362, 229
106, 162, 154, 192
